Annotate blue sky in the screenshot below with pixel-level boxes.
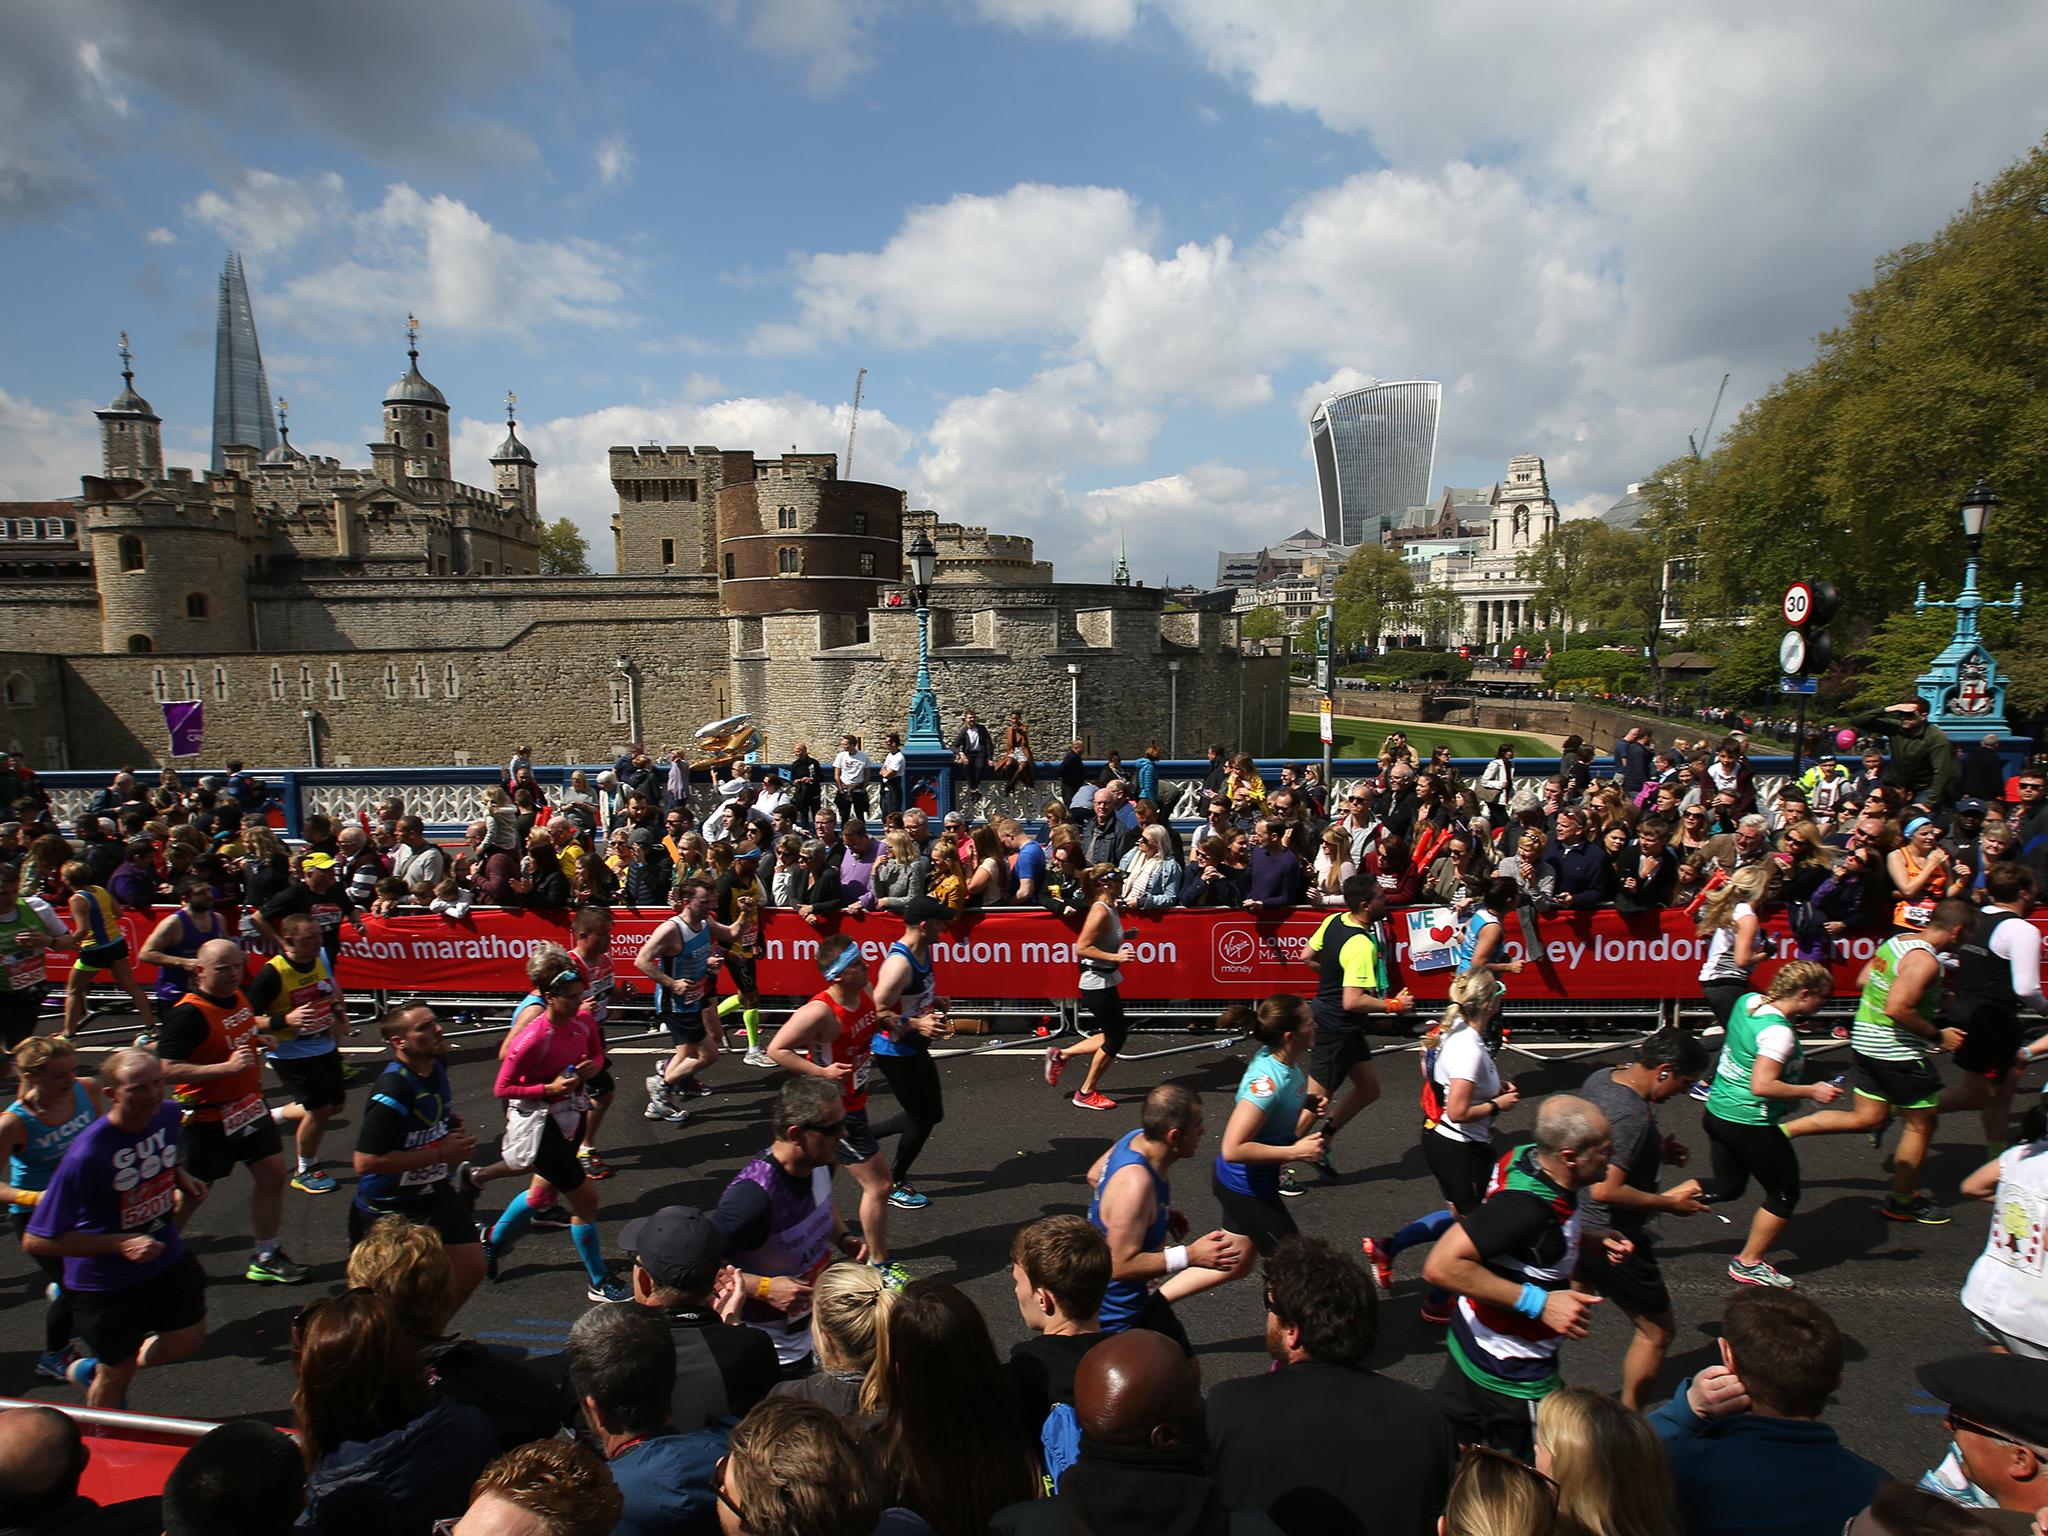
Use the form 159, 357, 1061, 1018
3, 1, 2045, 582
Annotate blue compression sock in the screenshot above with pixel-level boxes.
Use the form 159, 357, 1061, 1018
569, 1220, 607, 1286
489, 1191, 533, 1251
1384, 1208, 1454, 1259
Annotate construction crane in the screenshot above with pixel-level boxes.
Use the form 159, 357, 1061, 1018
844, 367, 867, 478
1688, 372, 1730, 460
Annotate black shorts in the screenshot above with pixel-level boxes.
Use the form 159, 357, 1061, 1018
1852, 1050, 1943, 1110
71, 1250, 206, 1366
271, 1051, 347, 1111
1953, 1014, 2024, 1078
1308, 1028, 1376, 1091
182, 1110, 284, 1183
661, 1003, 710, 1047
529, 1114, 587, 1194
73, 939, 130, 973
1081, 987, 1128, 1057
838, 1107, 881, 1166
724, 955, 757, 997
1433, 1356, 1538, 1460
349, 1183, 479, 1251
586, 1067, 615, 1098
1576, 1232, 1671, 1318
1422, 1133, 1497, 1215
1211, 1174, 1298, 1256
1703, 1112, 1801, 1218
0, 989, 42, 1050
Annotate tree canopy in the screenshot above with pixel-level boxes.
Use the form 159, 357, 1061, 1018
538, 516, 592, 575
1331, 546, 1413, 650
1238, 604, 1285, 640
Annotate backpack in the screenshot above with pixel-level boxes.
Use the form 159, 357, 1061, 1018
1040, 1401, 1081, 1492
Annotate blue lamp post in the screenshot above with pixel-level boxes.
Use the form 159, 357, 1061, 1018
1914, 477, 2023, 733
905, 530, 945, 752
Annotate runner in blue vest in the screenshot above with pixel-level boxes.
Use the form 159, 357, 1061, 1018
1, 1035, 103, 1384
1085, 1082, 1251, 1352
135, 879, 227, 1009
869, 897, 953, 1210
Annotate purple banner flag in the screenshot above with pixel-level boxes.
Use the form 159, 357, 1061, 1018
163, 700, 204, 758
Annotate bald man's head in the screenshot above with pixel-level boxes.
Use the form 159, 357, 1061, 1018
1073, 1328, 1204, 1450
0, 1406, 87, 1519
193, 937, 246, 997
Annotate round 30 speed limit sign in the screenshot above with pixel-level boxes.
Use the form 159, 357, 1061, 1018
1783, 580, 1814, 627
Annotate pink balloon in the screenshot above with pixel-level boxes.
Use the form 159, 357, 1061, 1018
1834, 727, 1857, 749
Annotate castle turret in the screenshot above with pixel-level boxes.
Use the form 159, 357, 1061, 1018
380, 314, 451, 483
490, 391, 538, 517
261, 397, 307, 467
95, 333, 163, 481
85, 468, 258, 655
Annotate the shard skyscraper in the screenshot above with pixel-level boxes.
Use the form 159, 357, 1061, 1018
211, 252, 278, 469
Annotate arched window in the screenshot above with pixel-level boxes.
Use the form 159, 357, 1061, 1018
777, 547, 801, 574
2, 672, 32, 707
722, 553, 735, 579
127, 634, 153, 654
119, 535, 144, 571
185, 592, 208, 619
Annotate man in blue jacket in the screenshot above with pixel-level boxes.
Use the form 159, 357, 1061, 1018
568, 1301, 727, 1536
1651, 1288, 1884, 1536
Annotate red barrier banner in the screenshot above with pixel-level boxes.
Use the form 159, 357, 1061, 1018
53, 904, 2048, 1007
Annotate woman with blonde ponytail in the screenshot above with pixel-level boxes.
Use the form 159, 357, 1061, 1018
769, 1259, 898, 1426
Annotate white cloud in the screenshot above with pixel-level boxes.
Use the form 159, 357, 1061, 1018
144, 225, 174, 245
1296, 368, 1373, 421
187, 170, 634, 340
764, 184, 1144, 350
699, 0, 885, 94
593, 135, 634, 190
973, 0, 1140, 39
1082, 237, 1271, 408
1079, 462, 1315, 584
450, 388, 914, 572
74, 41, 129, 116
0, 390, 102, 499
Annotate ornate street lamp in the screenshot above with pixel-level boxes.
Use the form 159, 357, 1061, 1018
1913, 476, 2022, 730
904, 530, 944, 751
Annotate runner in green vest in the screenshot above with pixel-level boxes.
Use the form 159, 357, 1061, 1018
1786, 897, 1975, 1225
1700, 961, 1841, 1289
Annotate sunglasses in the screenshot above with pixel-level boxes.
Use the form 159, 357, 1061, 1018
715, 1455, 743, 1524
1946, 1411, 2025, 1449
804, 1118, 847, 1138
1458, 1443, 1559, 1495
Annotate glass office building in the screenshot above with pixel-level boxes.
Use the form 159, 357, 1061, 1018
1308, 380, 1441, 547
211, 252, 278, 470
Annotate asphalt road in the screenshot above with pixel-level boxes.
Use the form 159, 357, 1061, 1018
4, 1008, 2035, 1481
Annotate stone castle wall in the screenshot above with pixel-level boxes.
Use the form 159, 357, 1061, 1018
247, 574, 722, 652
0, 583, 104, 655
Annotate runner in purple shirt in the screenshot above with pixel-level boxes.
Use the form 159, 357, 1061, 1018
24, 1047, 208, 1408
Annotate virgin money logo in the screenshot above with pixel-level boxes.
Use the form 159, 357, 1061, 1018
1217, 929, 1256, 969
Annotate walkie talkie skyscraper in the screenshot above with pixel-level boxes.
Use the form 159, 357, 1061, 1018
211, 252, 278, 470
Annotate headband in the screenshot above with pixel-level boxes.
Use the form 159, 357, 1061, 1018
1904, 817, 1933, 837
822, 945, 863, 980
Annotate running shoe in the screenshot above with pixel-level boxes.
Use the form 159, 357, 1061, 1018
1830, 1024, 1850, 1040
672, 1075, 712, 1099
480, 1223, 500, 1282
247, 1249, 311, 1285
587, 1272, 633, 1304
1071, 1089, 1115, 1111
530, 1204, 574, 1230
1882, 1194, 1950, 1225
454, 1162, 483, 1206
1687, 1079, 1711, 1102
645, 1100, 691, 1125
65, 1357, 97, 1390
1278, 1166, 1305, 1199
1313, 1152, 1341, 1185
1417, 1296, 1456, 1326
131, 1030, 155, 1050
743, 1048, 777, 1070
1727, 1258, 1795, 1288
870, 1260, 913, 1292
1045, 1047, 1066, 1087
1361, 1236, 1395, 1294
578, 1150, 614, 1180
34, 1349, 79, 1383
887, 1184, 930, 1210
290, 1166, 338, 1195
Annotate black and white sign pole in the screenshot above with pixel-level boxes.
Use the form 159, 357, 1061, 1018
1779, 578, 1838, 776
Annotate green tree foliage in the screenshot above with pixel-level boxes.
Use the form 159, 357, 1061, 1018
1519, 520, 1669, 670
1689, 608, 1791, 706
1239, 605, 1286, 640
1331, 547, 1413, 650
538, 516, 592, 575
1408, 585, 1466, 648
1679, 134, 2048, 638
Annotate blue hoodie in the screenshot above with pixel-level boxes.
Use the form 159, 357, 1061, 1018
610, 1426, 729, 1536
300, 1395, 497, 1534
1649, 1376, 1886, 1536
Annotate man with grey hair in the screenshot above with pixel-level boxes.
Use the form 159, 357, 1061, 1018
1423, 1094, 1626, 1457
1684, 812, 1773, 890
568, 1302, 725, 1533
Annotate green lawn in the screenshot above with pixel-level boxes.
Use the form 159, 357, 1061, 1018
1286, 712, 1557, 763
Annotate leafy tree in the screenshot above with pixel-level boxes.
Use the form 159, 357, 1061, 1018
1689, 609, 1785, 706
1679, 134, 2048, 642
1520, 520, 1668, 673
1239, 605, 1286, 640
1331, 547, 1413, 651
538, 516, 592, 575
1408, 584, 1467, 649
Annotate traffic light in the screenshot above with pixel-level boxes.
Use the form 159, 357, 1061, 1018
1779, 577, 1839, 676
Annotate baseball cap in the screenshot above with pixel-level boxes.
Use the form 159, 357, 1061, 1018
300, 852, 337, 871
619, 1205, 721, 1289
1956, 798, 1987, 816
624, 826, 655, 847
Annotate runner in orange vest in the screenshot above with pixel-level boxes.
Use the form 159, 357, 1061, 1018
157, 939, 307, 1285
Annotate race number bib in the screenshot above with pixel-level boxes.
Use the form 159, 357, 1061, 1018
400, 1161, 448, 1188
220, 1093, 267, 1136
4, 948, 43, 990
853, 1059, 873, 1092
119, 1168, 177, 1230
